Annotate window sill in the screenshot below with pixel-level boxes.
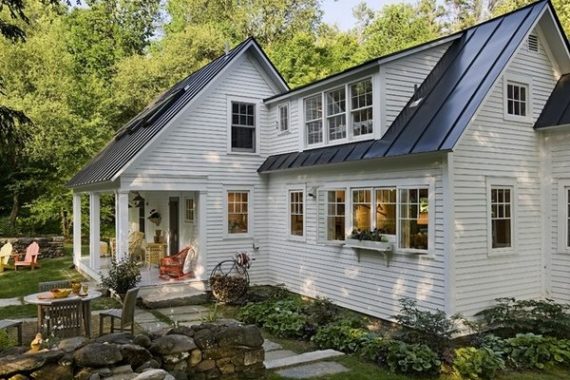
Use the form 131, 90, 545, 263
503, 114, 533, 124
277, 130, 290, 137
227, 151, 260, 157
224, 234, 253, 240
488, 247, 516, 257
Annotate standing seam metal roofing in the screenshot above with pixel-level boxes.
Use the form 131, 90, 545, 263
258, 0, 551, 173
67, 38, 273, 188
535, 73, 570, 129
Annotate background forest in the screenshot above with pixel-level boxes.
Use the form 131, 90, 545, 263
0, 0, 568, 238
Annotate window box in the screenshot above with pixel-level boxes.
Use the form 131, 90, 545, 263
344, 238, 393, 266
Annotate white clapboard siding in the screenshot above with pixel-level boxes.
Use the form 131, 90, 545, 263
452, 28, 558, 317
125, 53, 280, 283
265, 156, 447, 320
383, 43, 450, 127
544, 129, 570, 303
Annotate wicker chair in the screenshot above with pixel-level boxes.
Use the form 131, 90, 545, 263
38, 280, 72, 292
99, 287, 139, 336
44, 299, 83, 338
0, 320, 22, 345
159, 246, 193, 279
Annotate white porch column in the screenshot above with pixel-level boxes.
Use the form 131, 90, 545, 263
196, 191, 207, 280
72, 193, 82, 266
115, 190, 130, 261
88, 192, 101, 271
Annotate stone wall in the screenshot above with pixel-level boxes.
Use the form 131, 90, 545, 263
0, 236, 64, 258
0, 323, 265, 380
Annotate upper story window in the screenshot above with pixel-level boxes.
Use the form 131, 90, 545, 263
231, 102, 256, 153
279, 103, 289, 132
351, 79, 373, 137
326, 88, 347, 141
506, 82, 528, 117
304, 78, 373, 147
304, 94, 323, 145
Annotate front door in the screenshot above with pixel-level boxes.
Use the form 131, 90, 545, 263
169, 197, 180, 255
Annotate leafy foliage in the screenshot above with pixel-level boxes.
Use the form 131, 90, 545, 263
453, 347, 505, 380
99, 257, 141, 296
503, 333, 570, 370
377, 340, 442, 375
0, 329, 15, 352
312, 318, 372, 353
394, 298, 460, 355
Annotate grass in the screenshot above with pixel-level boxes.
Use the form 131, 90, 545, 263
0, 247, 120, 319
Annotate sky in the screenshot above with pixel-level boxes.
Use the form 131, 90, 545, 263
322, 0, 407, 31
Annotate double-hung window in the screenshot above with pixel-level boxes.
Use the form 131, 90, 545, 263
490, 186, 513, 249
352, 189, 371, 231
376, 188, 396, 235
185, 198, 195, 223
227, 191, 249, 234
399, 188, 429, 250
231, 102, 256, 152
506, 82, 528, 117
305, 95, 323, 145
327, 190, 346, 241
289, 190, 304, 237
351, 79, 373, 137
326, 88, 346, 141
279, 103, 289, 132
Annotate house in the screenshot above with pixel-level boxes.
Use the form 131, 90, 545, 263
68, 0, 570, 320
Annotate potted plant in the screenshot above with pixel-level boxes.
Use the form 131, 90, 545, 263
346, 228, 393, 251
100, 257, 141, 300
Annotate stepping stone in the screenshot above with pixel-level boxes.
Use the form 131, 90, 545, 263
275, 362, 349, 379
0, 297, 22, 307
139, 284, 208, 309
265, 349, 296, 361
263, 339, 283, 352
137, 321, 170, 334
264, 349, 345, 370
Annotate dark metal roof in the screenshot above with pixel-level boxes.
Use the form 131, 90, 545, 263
535, 74, 570, 129
259, 0, 550, 173
68, 38, 267, 188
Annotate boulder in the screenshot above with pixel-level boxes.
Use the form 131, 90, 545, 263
58, 336, 89, 353
0, 350, 64, 377
192, 329, 217, 350
149, 335, 196, 355
74, 343, 123, 367
166, 326, 194, 338
120, 344, 152, 369
133, 335, 152, 349
133, 369, 170, 380
94, 333, 134, 345
30, 363, 73, 380
215, 325, 263, 348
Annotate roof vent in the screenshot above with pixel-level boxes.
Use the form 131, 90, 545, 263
528, 34, 538, 52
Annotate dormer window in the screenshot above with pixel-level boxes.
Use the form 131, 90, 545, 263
351, 79, 373, 137
326, 88, 347, 141
305, 95, 323, 145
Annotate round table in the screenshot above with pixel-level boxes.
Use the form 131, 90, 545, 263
24, 289, 102, 337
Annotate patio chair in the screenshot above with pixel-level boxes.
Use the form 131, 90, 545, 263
0, 320, 22, 346
0, 242, 12, 272
44, 299, 83, 338
14, 242, 40, 271
159, 246, 193, 279
99, 287, 139, 335
38, 280, 71, 292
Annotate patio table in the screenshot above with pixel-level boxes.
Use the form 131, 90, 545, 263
23, 289, 102, 337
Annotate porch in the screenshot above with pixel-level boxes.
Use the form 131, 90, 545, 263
72, 187, 207, 286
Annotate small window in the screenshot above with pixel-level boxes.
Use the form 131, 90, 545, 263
528, 34, 538, 52
289, 190, 304, 237
231, 102, 256, 152
326, 88, 346, 141
327, 190, 346, 241
352, 189, 371, 231
278, 104, 289, 132
351, 79, 373, 137
376, 188, 396, 235
227, 191, 249, 234
185, 199, 195, 223
490, 187, 512, 249
506, 81, 528, 117
305, 94, 323, 145
399, 188, 429, 250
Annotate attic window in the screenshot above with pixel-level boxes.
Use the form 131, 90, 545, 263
528, 34, 538, 52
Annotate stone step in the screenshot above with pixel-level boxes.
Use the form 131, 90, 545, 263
264, 349, 345, 370
265, 349, 297, 362
275, 362, 350, 379
263, 339, 283, 352
139, 282, 209, 309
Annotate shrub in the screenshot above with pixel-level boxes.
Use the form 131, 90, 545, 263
377, 340, 441, 375
453, 347, 505, 380
99, 257, 141, 296
312, 319, 372, 353
264, 310, 307, 338
238, 296, 308, 338
394, 298, 460, 355
476, 298, 570, 338
303, 297, 337, 326
0, 329, 15, 352
503, 333, 570, 369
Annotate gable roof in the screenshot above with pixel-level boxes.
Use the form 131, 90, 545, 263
68, 38, 287, 189
259, 0, 554, 173
535, 73, 570, 129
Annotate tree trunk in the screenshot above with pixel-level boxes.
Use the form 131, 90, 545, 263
9, 193, 19, 228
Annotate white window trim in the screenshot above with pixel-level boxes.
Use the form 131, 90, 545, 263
318, 187, 348, 246
325, 86, 348, 144
503, 73, 533, 123
224, 185, 254, 239
557, 179, 570, 253
486, 177, 517, 256
226, 95, 261, 155
301, 76, 375, 149
316, 178, 436, 256
287, 186, 306, 241
278, 102, 290, 135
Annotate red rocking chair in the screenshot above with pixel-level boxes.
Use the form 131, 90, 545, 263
159, 246, 194, 279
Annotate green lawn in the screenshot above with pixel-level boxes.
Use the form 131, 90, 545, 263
0, 248, 119, 319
